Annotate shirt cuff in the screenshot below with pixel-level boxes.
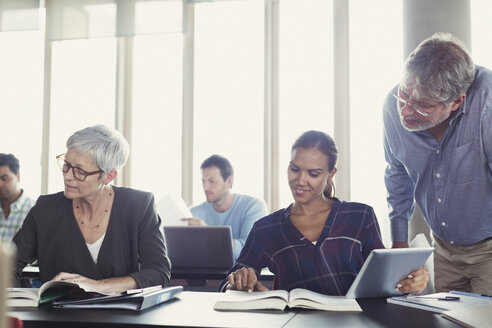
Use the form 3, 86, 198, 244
390, 217, 409, 242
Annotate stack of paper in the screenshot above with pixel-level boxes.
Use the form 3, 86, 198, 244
387, 292, 492, 314
441, 304, 492, 328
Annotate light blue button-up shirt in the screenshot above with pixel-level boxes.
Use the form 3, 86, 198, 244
383, 66, 492, 245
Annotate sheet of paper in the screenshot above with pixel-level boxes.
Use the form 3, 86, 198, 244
157, 194, 192, 226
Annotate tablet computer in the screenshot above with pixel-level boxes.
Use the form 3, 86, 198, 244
345, 247, 433, 299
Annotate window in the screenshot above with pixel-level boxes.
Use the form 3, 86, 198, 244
0, 30, 44, 199
350, 0, 403, 246
48, 38, 117, 193
278, 0, 334, 208
193, 0, 265, 205
471, 0, 492, 69
3, 0, 474, 248
131, 34, 183, 201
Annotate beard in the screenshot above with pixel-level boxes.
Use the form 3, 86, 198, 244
399, 107, 451, 132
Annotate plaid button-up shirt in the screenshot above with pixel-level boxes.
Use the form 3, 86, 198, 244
1, 190, 35, 243
220, 198, 385, 295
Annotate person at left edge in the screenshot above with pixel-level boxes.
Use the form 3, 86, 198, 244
13, 125, 171, 293
0, 153, 35, 243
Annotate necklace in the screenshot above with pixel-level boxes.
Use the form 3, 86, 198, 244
75, 188, 113, 228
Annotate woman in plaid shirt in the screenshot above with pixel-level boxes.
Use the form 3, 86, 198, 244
220, 130, 428, 295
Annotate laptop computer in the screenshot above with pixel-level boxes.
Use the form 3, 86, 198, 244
164, 226, 235, 274
345, 247, 434, 299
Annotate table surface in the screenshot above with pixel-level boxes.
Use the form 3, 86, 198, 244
7, 291, 464, 328
21, 265, 274, 281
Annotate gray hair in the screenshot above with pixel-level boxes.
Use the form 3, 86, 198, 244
402, 32, 475, 107
66, 125, 129, 173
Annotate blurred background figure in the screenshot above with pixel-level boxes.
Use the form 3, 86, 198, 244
182, 154, 267, 260
0, 153, 35, 243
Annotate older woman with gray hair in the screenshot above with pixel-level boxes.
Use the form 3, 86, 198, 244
13, 125, 171, 293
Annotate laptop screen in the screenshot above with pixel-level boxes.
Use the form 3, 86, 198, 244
164, 226, 234, 271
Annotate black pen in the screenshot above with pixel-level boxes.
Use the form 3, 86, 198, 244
450, 290, 492, 299
414, 296, 460, 301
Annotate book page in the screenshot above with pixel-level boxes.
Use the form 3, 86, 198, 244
157, 194, 192, 226
7, 288, 39, 300
288, 288, 362, 312
222, 290, 289, 302
6, 288, 39, 307
39, 280, 108, 296
213, 290, 290, 311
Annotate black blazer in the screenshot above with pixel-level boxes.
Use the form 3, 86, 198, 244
13, 186, 171, 287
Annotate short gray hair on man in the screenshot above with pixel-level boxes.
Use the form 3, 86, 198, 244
66, 125, 129, 173
402, 32, 475, 107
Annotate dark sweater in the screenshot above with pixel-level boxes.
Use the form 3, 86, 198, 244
13, 186, 171, 288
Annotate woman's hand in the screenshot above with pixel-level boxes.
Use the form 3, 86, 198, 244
52, 272, 138, 294
227, 267, 269, 293
52, 272, 98, 287
395, 266, 429, 294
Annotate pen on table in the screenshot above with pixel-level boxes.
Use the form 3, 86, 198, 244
449, 290, 492, 299
125, 285, 162, 295
413, 296, 460, 301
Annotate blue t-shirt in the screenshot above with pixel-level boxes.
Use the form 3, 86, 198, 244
190, 194, 267, 259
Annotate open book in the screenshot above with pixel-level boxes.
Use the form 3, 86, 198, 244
214, 289, 362, 312
7, 280, 115, 308
7, 280, 183, 311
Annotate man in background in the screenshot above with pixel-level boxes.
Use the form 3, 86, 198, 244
383, 32, 492, 294
0, 153, 35, 242
182, 154, 267, 260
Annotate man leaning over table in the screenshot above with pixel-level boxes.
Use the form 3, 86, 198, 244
383, 32, 492, 295
181, 154, 267, 260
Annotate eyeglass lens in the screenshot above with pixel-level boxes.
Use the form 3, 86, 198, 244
57, 157, 88, 181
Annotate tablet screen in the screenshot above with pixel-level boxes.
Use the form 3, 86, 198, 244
345, 247, 433, 299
